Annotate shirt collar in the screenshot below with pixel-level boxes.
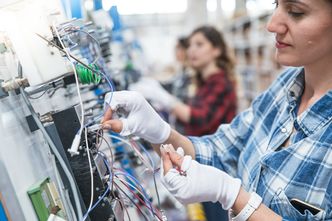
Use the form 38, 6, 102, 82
286, 68, 304, 105
286, 68, 332, 136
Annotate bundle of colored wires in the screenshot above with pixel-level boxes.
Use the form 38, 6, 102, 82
102, 156, 163, 221
135, 141, 162, 212
94, 132, 163, 220
97, 151, 152, 220
75, 63, 101, 84
106, 135, 164, 219
114, 169, 153, 209
107, 134, 154, 172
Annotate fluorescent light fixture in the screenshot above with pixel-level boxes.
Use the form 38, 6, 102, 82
221, 0, 235, 17
102, 0, 187, 15
221, 0, 235, 11
207, 0, 217, 12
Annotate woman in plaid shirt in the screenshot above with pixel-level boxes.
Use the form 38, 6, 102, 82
103, 0, 332, 220
174, 26, 237, 137
130, 26, 237, 137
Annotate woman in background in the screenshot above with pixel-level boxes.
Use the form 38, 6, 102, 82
130, 25, 237, 221
131, 26, 237, 137
169, 36, 192, 105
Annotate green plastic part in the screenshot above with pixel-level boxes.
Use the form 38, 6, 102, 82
27, 177, 54, 221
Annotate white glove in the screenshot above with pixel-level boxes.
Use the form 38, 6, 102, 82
102, 91, 171, 144
129, 77, 178, 111
160, 144, 241, 210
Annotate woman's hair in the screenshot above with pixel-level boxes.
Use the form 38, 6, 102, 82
189, 25, 235, 84
177, 36, 189, 49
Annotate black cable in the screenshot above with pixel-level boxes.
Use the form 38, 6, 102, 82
27, 89, 48, 99
27, 86, 61, 99
116, 197, 132, 221
153, 172, 161, 209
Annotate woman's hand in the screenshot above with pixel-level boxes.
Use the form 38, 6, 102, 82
101, 91, 171, 144
129, 77, 178, 111
160, 144, 242, 210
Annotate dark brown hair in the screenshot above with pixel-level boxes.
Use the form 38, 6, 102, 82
177, 36, 189, 49
189, 25, 235, 84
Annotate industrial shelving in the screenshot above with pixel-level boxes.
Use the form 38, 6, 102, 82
224, 11, 285, 111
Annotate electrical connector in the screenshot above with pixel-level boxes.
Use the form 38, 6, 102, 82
68, 134, 81, 156
2, 78, 29, 92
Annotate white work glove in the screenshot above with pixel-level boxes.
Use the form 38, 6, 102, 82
102, 91, 171, 144
129, 77, 178, 111
160, 144, 242, 210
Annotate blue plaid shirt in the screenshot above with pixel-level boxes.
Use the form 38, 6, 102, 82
190, 68, 332, 221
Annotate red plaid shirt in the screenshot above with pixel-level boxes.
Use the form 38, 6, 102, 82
184, 70, 237, 136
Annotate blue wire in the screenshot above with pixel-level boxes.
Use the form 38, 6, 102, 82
137, 142, 155, 169
98, 151, 154, 215
81, 186, 110, 221
97, 151, 113, 182
81, 152, 113, 221
114, 171, 150, 199
97, 65, 115, 115
137, 141, 162, 213
114, 170, 154, 212
99, 152, 155, 217
97, 59, 114, 100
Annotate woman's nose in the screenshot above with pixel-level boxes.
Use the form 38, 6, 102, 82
266, 10, 288, 35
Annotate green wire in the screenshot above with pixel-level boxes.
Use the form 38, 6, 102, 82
75, 63, 102, 84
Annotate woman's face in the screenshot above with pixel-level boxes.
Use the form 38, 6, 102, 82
187, 32, 220, 71
267, 0, 332, 67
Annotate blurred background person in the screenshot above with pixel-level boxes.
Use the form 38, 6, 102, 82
131, 26, 237, 136
169, 36, 193, 103
130, 25, 237, 221
164, 36, 195, 134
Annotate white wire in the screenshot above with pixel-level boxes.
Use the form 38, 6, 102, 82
53, 22, 86, 220
53, 22, 85, 141
83, 129, 94, 221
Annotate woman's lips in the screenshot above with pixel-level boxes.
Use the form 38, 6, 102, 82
276, 41, 291, 49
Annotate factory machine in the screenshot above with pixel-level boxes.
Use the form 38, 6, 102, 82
0, 1, 166, 221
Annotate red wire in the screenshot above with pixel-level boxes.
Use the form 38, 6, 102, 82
114, 183, 149, 221
119, 179, 163, 221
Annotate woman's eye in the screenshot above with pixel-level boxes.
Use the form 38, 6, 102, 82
288, 11, 304, 18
